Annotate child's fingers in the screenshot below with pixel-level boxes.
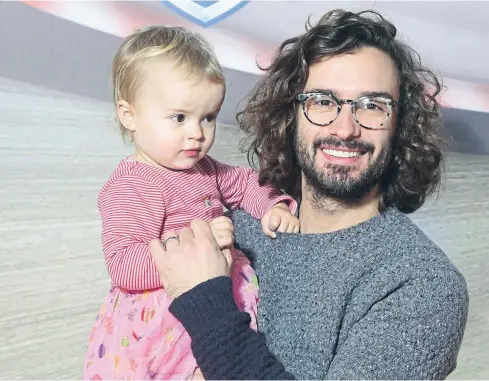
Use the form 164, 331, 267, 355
212, 227, 234, 239
261, 216, 277, 239
210, 215, 231, 223
209, 216, 233, 227
221, 234, 234, 247
213, 230, 234, 248
267, 214, 281, 232
222, 221, 235, 233
276, 220, 290, 233
210, 219, 235, 246
210, 219, 234, 233
287, 219, 300, 233
262, 227, 276, 239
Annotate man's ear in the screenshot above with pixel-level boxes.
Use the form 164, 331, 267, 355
117, 100, 136, 132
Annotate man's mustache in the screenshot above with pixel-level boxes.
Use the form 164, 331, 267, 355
313, 138, 374, 153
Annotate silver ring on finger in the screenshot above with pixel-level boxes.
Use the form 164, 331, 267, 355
162, 235, 179, 247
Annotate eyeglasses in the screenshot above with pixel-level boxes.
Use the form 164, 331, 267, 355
297, 92, 398, 130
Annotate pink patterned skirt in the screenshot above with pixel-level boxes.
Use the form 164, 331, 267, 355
83, 252, 258, 380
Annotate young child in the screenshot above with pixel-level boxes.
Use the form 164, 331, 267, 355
83, 26, 299, 380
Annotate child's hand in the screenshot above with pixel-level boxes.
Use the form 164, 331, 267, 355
261, 202, 300, 238
209, 215, 234, 249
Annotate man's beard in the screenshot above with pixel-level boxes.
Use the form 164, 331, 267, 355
294, 133, 391, 206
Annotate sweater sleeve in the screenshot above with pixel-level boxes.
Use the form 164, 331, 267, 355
208, 157, 297, 219
326, 271, 469, 380
169, 277, 296, 380
98, 175, 166, 291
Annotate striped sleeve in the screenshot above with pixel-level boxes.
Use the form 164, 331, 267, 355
98, 175, 165, 291
209, 157, 297, 219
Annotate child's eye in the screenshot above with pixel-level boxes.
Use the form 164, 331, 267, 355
170, 114, 186, 123
205, 115, 215, 123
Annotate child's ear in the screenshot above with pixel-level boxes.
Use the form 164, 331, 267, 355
117, 100, 136, 132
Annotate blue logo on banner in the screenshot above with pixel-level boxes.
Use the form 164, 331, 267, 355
162, 1, 249, 28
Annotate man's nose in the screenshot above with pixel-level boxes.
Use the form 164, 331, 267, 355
328, 105, 361, 141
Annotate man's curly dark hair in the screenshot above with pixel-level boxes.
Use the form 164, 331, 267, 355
237, 9, 446, 214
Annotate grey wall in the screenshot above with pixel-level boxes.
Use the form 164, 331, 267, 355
0, 1, 257, 126
443, 107, 489, 155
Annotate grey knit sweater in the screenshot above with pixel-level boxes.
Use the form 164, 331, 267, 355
232, 207, 469, 379
170, 207, 469, 380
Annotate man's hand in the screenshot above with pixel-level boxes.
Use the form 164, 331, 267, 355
209, 215, 234, 250
261, 202, 300, 238
149, 219, 233, 299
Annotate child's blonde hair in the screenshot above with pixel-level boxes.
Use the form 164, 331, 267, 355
111, 25, 225, 138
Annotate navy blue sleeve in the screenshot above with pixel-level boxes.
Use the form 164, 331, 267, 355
169, 276, 295, 380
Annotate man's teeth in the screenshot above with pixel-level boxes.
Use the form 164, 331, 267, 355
322, 149, 361, 158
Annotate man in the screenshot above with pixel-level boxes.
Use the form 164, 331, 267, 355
149, 9, 469, 380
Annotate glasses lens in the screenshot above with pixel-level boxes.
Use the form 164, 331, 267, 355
304, 94, 339, 125
355, 98, 389, 129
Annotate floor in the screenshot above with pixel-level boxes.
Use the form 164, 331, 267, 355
0, 77, 487, 379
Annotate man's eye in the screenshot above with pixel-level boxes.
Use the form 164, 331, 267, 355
318, 100, 334, 106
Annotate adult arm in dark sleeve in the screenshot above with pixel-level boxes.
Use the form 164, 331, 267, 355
169, 271, 468, 380
169, 276, 295, 380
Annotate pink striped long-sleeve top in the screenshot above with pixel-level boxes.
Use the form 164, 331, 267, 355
98, 156, 297, 291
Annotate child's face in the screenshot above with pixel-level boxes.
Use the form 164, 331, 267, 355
119, 60, 225, 170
